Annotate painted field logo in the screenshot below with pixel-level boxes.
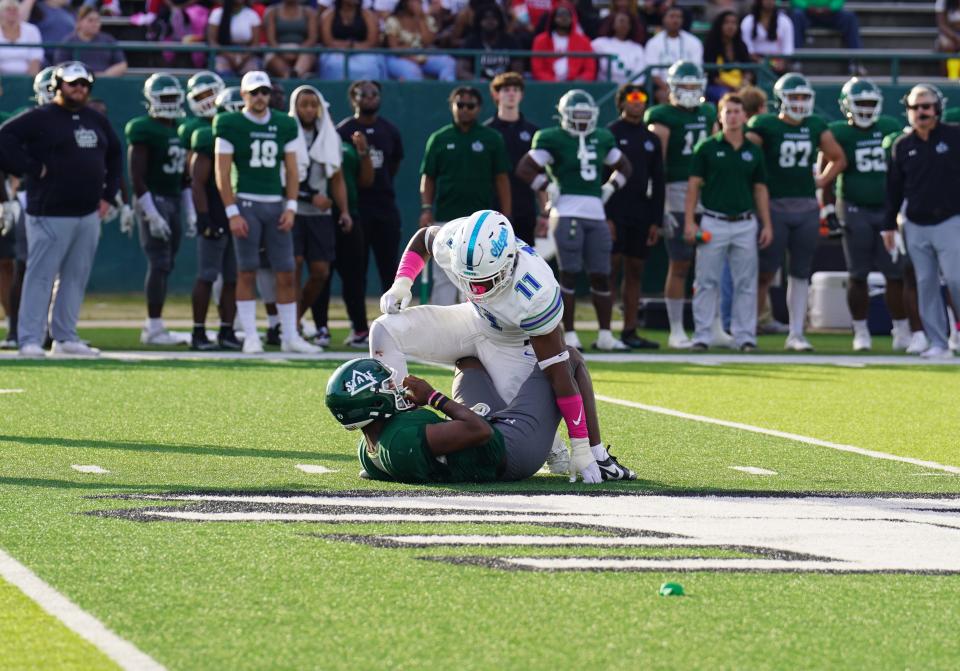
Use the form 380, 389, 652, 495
90, 493, 960, 574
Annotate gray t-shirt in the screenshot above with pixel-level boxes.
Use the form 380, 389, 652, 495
52, 32, 125, 73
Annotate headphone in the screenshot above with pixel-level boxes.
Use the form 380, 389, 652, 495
902, 83, 946, 118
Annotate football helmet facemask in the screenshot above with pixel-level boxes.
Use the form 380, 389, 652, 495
774, 72, 816, 121
186, 71, 225, 119
667, 61, 706, 109
215, 86, 245, 113
326, 358, 415, 430
840, 77, 883, 128
558, 89, 599, 136
144, 73, 185, 119
449, 210, 518, 303
33, 66, 56, 104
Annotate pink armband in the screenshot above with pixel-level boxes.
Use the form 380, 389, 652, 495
556, 394, 588, 440
396, 250, 426, 281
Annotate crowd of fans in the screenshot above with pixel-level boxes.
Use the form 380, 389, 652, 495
0, 0, 876, 85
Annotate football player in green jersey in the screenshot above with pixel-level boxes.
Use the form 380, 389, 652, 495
517, 89, 633, 352
326, 347, 607, 484
644, 61, 725, 349
746, 72, 847, 351
821, 78, 910, 352
213, 70, 320, 355
126, 73, 191, 346
179, 71, 225, 180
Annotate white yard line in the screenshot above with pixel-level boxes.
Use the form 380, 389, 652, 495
0, 389, 24, 394
295, 464, 337, 474
596, 394, 960, 475
0, 548, 165, 671
71, 465, 110, 474
729, 466, 778, 476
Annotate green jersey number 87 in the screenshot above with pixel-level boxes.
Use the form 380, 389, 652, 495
250, 139, 278, 168
778, 139, 812, 168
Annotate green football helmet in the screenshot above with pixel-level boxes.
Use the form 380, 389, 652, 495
666, 61, 705, 109
558, 89, 599, 136
839, 77, 882, 128
326, 358, 414, 430
186, 70, 225, 119
215, 86, 244, 114
144, 72, 184, 119
33, 65, 55, 105
774, 72, 815, 121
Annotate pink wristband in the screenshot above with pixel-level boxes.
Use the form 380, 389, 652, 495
396, 250, 426, 281
428, 390, 441, 407
556, 394, 588, 440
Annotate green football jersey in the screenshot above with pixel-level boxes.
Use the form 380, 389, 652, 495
829, 116, 902, 207
357, 409, 506, 484
124, 115, 187, 197
191, 124, 214, 158
178, 116, 207, 150
882, 128, 907, 159
644, 103, 716, 182
943, 107, 960, 124
746, 113, 829, 199
212, 109, 298, 198
531, 126, 617, 198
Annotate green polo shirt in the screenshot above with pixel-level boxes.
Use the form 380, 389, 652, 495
420, 122, 510, 222
690, 132, 767, 216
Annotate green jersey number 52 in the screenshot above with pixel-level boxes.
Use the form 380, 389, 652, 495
855, 146, 885, 172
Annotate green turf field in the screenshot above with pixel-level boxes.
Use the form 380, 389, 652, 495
1, 357, 959, 670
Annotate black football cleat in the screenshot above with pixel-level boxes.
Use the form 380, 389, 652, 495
597, 449, 637, 481
621, 330, 660, 350
191, 332, 218, 351
265, 324, 282, 346
217, 329, 243, 351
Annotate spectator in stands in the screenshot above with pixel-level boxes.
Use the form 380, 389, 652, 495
0, 0, 41, 75
641, 0, 690, 31
318, 0, 386, 80
207, 0, 263, 76
591, 11, 645, 84
457, 2, 523, 80
790, 0, 862, 50
530, 2, 597, 82
644, 5, 702, 102
53, 7, 127, 77
706, 0, 749, 23
511, 0, 556, 37
384, 0, 455, 81
263, 0, 318, 79
21, 0, 74, 65
935, 0, 960, 54
702, 11, 753, 103
741, 0, 794, 75
597, 0, 645, 44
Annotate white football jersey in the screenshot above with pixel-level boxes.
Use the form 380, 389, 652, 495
433, 220, 563, 342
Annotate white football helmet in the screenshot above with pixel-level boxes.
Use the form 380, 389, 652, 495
449, 210, 518, 303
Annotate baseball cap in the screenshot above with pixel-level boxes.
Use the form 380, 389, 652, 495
240, 71, 271, 93
57, 61, 94, 85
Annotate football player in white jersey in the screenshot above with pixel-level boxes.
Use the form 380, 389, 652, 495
370, 209, 637, 482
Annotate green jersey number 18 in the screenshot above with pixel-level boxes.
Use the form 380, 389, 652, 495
250, 139, 278, 168
778, 140, 812, 168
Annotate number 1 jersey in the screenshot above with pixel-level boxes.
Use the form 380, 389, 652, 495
212, 109, 299, 199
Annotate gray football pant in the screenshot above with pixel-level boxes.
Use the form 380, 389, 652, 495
18, 212, 100, 347
903, 216, 960, 350
692, 216, 758, 346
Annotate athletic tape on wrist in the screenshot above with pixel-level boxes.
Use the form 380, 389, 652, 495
557, 394, 588, 439
286, 199, 298, 212
537, 349, 570, 370
395, 250, 426, 281
531, 174, 548, 191
225, 204, 240, 219
609, 171, 627, 190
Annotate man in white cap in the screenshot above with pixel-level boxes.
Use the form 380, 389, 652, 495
213, 70, 320, 354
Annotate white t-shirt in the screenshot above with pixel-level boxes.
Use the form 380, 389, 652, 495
209, 7, 262, 44
643, 29, 703, 79
935, 0, 960, 23
0, 22, 43, 75
740, 12, 794, 57
552, 33, 569, 81
591, 36, 646, 84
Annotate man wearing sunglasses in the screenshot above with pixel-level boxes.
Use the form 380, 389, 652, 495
0, 61, 121, 357
213, 70, 320, 355
883, 84, 960, 359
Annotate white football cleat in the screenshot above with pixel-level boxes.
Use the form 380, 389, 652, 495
667, 332, 693, 349
563, 331, 583, 351
593, 330, 629, 351
242, 336, 264, 354
711, 323, 736, 349
18, 343, 45, 358
0, 338, 16, 349
785, 334, 815, 352
300, 319, 317, 339
50, 340, 101, 357
950, 331, 960, 352
852, 331, 872, 352
891, 330, 912, 352
281, 336, 323, 354
906, 331, 929, 355
140, 328, 184, 346
920, 346, 954, 359
545, 434, 570, 475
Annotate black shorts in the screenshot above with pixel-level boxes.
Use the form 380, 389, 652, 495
293, 214, 336, 263
612, 218, 653, 260
0, 227, 14, 259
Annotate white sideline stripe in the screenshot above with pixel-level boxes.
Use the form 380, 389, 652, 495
295, 464, 337, 474
596, 394, 960, 475
0, 388, 24, 394
71, 465, 110, 474
0, 548, 165, 671
729, 466, 778, 476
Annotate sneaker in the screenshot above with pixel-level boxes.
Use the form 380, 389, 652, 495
314, 327, 331, 348
217, 330, 243, 351
785, 334, 814, 352
191, 332, 218, 351
593, 331, 629, 351
667, 332, 693, 349
853, 331, 872, 352
906, 331, 929, 355
358, 469, 371, 480
344, 330, 369, 348
711, 325, 736, 349
545, 434, 570, 475
739, 342, 757, 353
563, 331, 583, 352
620, 330, 660, 350
0, 337, 16, 349
140, 329, 183, 346
18, 343, 45, 358
597, 449, 637, 481
950, 331, 960, 352
265, 324, 282, 346
920, 346, 954, 359
281, 335, 323, 354
50, 340, 100, 356
242, 336, 264, 354
758, 319, 790, 335
892, 330, 912, 352
691, 341, 709, 352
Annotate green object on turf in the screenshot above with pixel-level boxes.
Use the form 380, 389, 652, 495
659, 582, 685, 597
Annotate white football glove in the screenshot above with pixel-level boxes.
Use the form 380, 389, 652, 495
601, 182, 615, 204
137, 192, 171, 241
0, 200, 18, 237
380, 277, 413, 314
546, 182, 560, 209
182, 188, 197, 239
568, 437, 601, 484
119, 194, 135, 237
891, 230, 906, 263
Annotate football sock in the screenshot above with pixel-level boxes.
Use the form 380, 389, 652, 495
852, 319, 868, 335
591, 444, 609, 461
787, 278, 810, 338
665, 298, 685, 334
277, 302, 298, 342
146, 317, 163, 334
892, 319, 909, 337
267, 313, 280, 329
368, 320, 408, 385
237, 300, 258, 342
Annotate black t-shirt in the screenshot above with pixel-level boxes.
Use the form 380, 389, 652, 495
461, 33, 519, 80
485, 113, 539, 229
337, 115, 404, 220
605, 118, 665, 225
